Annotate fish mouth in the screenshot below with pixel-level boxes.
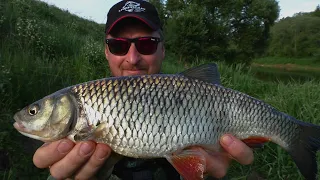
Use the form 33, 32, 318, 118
13, 113, 33, 134
13, 121, 51, 142
13, 122, 29, 133
13, 113, 27, 132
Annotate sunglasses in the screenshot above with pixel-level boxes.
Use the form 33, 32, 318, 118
106, 37, 162, 56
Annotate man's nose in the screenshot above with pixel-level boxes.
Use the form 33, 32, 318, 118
126, 43, 141, 64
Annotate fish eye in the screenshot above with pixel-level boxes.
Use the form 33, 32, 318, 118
28, 104, 39, 116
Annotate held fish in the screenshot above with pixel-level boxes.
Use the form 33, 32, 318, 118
13, 63, 320, 180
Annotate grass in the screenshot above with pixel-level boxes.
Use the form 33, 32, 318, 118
1, 0, 320, 180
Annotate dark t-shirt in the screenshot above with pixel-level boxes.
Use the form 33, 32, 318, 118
111, 157, 181, 180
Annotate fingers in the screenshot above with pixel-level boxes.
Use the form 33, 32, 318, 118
49, 141, 96, 179
33, 139, 112, 180
201, 134, 254, 178
198, 148, 230, 178
220, 134, 254, 165
74, 143, 112, 179
33, 138, 75, 168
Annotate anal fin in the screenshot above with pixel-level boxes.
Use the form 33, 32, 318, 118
165, 149, 206, 180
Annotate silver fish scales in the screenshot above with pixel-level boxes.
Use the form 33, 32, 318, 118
13, 63, 320, 180
71, 74, 298, 157
72, 74, 220, 157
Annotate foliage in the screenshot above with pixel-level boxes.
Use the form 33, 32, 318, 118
155, 0, 280, 64
224, 0, 280, 64
268, 14, 320, 58
148, 0, 319, 65
164, 4, 208, 62
0, 0, 105, 59
311, 5, 320, 17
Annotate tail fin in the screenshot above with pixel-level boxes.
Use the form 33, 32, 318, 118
288, 123, 320, 180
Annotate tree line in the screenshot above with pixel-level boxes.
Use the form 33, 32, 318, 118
147, 0, 320, 64
268, 5, 320, 58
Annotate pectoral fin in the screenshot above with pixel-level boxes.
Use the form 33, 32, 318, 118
73, 121, 108, 142
165, 149, 206, 180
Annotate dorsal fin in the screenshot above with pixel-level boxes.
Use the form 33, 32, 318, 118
179, 63, 221, 85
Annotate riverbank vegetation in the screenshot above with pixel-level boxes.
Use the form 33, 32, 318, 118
0, 0, 320, 179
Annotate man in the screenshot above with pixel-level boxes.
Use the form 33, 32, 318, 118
33, 0, 254, 179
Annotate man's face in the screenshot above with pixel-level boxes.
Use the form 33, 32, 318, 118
105, 19, 165, 77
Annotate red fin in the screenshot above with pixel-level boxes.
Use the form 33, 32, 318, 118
242, 137, 270, 148
165, 149, 206, 180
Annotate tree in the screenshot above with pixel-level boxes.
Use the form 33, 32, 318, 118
268, 14, 320, 57
312, 4, 320, 17
226, 0, 279, 63
165, 0, 185, 18
165, 4, 208, 62
163, 0, 280, 64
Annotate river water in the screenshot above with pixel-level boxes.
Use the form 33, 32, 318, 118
251, 66, 320, 83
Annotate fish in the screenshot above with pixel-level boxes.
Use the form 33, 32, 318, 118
13, 63, 320, 180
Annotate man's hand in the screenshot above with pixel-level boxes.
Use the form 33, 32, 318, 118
33, 135, 253, 179
33, 138, 112, 180
203, 134, 254, 178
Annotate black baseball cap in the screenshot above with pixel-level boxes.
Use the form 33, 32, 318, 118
105, 0, 162, 34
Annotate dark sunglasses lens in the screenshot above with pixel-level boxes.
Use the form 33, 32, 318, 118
135, 38, 159, 55
108, 39, 130, 55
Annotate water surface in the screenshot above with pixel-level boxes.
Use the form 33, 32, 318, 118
251, 66, 320, 83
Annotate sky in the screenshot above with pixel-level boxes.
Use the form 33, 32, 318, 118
39, 0, 319, 24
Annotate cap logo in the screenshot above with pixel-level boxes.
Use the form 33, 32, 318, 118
119, 1, 146, 13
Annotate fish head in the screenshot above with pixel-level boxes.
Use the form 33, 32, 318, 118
13, 89, 77, 142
